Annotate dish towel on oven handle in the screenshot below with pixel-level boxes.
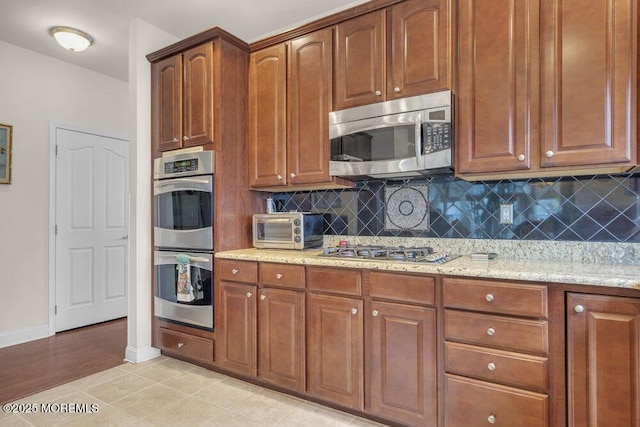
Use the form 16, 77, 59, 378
176, 253, 195, 303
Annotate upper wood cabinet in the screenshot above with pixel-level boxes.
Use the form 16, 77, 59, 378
457, 0, 637, 178
539, 0, 636, 169
249, 28, 352, 191
151, 43, 214, 153
334, 0, 453, 110
567, 293, 640, 427
248, 44, 287, 188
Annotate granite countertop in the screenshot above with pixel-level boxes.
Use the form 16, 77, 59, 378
215, 248, 640, 290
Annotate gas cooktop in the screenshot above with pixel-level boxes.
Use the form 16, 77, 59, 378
320, 245, 459, 264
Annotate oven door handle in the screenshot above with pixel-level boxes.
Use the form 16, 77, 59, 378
155, 178, 210, 186
414, 112, 424, 168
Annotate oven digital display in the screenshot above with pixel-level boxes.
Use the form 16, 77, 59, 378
164, 159, 199, 174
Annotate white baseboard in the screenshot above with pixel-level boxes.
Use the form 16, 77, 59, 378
124, 344, 161, 364
0, 324, 50, 349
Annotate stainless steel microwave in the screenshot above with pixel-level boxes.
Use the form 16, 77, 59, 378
253, 213, 324, 250
329, 90, 452, 179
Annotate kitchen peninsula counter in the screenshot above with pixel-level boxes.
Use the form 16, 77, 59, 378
215, 247, 640, 290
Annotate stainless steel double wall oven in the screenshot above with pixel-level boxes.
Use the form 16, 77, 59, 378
153, 150, 215, 330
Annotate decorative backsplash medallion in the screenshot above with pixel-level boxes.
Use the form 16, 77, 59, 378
273, 173, 640, 243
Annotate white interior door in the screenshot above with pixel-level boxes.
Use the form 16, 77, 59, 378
54, 127, 129, 332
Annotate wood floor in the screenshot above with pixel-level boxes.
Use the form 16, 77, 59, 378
0, 318, 127, 404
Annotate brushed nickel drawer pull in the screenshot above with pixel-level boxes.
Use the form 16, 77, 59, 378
485, 293, 494, 302
372, 310, 379, 317
276, 273, 283, 279
488, 414, 496, 424
231, 269, 238, 275
246, 292, 253, 298
260, 295, 266, 301
487, 327, 496, 336
177, 342, 184, 348
487, 362, 496, 371
351, 308, 358, 315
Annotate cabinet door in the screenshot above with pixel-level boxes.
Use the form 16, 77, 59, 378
308, 293, 364, 410
457, 0, 539, 174
334, 10, 385, 110
388, 0, 452, 99
258, 288, 305, 392
287, 28, 333, 185
567, 293, 640, 427
540, 0, 636, 168
370, 301, 437, 426
249, 44, 287, 188
182, 43, 214, 148
218, 281, 257, 376
151, 54, 182, 153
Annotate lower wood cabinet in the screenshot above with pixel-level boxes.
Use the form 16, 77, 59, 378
369, 300, 437, 426
218, 281, 257, 376
307, 293, 364, 410
567, 293, 640, 427
157, 327, 214, 365
258, 287, 305, 392
445, 374, 548, 427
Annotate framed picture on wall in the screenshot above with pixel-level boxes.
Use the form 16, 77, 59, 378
0, 123, 12, 184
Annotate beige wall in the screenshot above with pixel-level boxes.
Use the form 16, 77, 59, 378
0, 40, 128, 346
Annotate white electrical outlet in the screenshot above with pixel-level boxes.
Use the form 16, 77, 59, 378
499, 203, 514, 224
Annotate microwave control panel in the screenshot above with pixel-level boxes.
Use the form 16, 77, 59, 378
423, 123, 451, 154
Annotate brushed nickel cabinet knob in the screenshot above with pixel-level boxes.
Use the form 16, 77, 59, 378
545, 150, 554, 158
574, 304, 585, 313
375, 90, 382, 96
394, 86, 401, 93
487, 327, 496, 336
517, 154, 525, 161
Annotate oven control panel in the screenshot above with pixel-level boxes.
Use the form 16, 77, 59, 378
164, 159, 199, 174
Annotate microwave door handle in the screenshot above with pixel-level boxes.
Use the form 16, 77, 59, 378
415, 112, 424, 168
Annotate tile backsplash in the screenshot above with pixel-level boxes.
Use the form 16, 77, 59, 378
273, 173, 640, 243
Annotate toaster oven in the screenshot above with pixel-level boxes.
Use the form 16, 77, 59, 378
253, 213, 324, 250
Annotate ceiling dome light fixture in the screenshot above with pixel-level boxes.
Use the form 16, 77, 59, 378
48, 26, 94, 52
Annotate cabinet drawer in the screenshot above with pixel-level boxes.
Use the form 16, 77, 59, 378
218, 259, 258, 283
445, 374, 548, 427
158, 328, 214, 364
443, 277, 548, 318
259, 263, 305, 289
445, 310, 548, 355
445, 342, 548, 392
370, 272, 435, 305
307, 267, 361, 296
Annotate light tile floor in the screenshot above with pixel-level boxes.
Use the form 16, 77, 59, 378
0, 356, 390, 426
